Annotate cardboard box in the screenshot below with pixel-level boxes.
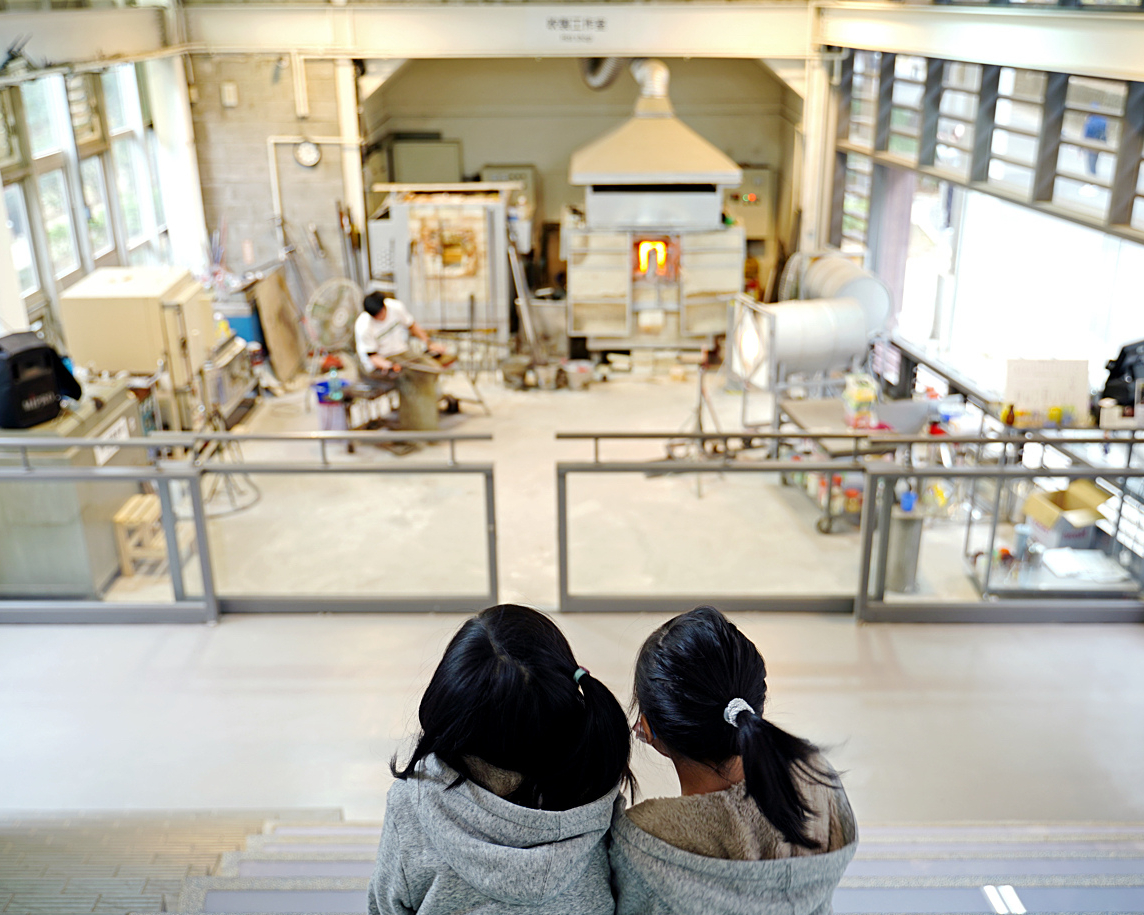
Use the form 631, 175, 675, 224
1022, 481, 1111, 549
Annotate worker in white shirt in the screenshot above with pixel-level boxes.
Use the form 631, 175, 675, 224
354, 291, 444, 379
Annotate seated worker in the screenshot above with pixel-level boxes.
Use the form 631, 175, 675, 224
354, 291, 444, 380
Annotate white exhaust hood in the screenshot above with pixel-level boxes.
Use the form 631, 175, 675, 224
569, 61, 741, 187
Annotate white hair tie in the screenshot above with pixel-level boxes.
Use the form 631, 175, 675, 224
723, 698, 755, 727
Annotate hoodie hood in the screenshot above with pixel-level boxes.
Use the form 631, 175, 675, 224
610, 803, 857, 915
410, 754, 620, 906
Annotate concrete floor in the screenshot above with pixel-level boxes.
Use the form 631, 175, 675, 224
4, 370, 1144, 826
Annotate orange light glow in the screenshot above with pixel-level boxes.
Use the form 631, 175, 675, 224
638, 240, 668, 274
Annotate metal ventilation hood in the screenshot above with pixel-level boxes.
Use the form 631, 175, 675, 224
569, 61, 741, 187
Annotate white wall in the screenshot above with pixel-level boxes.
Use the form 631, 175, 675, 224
369, 58, 791, 223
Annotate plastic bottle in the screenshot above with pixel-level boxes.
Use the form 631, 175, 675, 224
327, 368, 343, 402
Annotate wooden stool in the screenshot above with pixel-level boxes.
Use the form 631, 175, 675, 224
113, 494, 166, 576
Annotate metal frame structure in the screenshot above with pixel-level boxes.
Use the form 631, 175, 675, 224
0, 431, 497, 623
555, 431, 869, 614
557, 429, 1144, 620
857, 463, 1144, 623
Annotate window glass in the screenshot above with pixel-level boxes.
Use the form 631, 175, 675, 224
940, 90, 976, 122
894, 56, 926, 82
80, 157, 113, 256
1053, 175, 1110, 218
147, 130, 165, 227
1058, 144, 1114, 186
991, 129, 1038, 167
0, 90, 21, 170
113, 136, 149, 242
4, 183, 39, 296
1065, 76, 1126, 116
37, 169, 79, 277
892, 80, 924, 109
938, 118, 973, 151
995, 98, 1042, 134
101, 68, 129, 134
66, 76, 101, 146
899, 178, 959, 348
944, 63, 981, 94
935, 145, 970, 177
1132, 197, 1144, 232
888, 132, 919, 159
849, 52, 880, 148
21, 77, 67, 158
998, 68, 1046, 103
988, 159, 1034, 197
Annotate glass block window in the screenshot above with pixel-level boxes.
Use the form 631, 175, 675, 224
936, 62, 980, 180
849, 51, 880, 149
66, 75, 102, 147
841, 153, 873, 252
1053, 76, 1126, 218
988, 68, 1045, 198
888, 55, 926, 162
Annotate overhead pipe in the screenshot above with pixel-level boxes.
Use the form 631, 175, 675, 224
578, 57, 625, 91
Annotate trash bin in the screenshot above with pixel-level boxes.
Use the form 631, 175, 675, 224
886, 508, 924, 593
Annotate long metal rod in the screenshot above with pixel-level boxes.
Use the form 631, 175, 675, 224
186, 473, 219, 621
484, 468, 499, 605
872, 478, 893, 602
556, 467, 569, 611
854, 475, 881, 620
155, 478, 187, 603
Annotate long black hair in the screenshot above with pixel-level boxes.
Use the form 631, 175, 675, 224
634, 606, 836, 849
392, 604, 632, 811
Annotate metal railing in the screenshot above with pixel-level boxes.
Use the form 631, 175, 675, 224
557, 429, 1144, 620
0, 431, 497, 622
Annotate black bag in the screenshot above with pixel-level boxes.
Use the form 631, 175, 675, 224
0, 332, 83, 429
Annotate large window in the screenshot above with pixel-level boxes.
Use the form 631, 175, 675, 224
834, 51, 1144, 400
2, 64, 170, 332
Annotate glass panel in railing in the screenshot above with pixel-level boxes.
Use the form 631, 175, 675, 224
0, 476, 204, 606
565, 469, 862, 600
201, 470, 490, 599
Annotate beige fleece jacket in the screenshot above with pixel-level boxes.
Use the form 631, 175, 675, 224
625, 762, 853, 861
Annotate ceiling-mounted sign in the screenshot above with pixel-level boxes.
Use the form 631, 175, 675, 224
528, 9, 622, 50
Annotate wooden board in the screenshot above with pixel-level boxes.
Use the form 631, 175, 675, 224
252, 271, 304, 383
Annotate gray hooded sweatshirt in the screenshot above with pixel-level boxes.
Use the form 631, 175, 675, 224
368, 754, 620, 915
609, 778, 858, 915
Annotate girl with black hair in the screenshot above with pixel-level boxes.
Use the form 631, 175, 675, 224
610, 606, 857, 915
367, 604, 632, 915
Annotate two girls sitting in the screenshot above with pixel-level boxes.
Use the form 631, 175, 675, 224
368, 605, 857, 915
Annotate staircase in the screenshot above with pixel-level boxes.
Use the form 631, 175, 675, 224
4, 815, 1143, 914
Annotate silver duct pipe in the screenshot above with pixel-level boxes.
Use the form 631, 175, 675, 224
630, 58, 669, 99
579, 57, 625, 91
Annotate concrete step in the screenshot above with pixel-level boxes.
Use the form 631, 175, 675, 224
262, 823, 382, 838
176, 876, 369, 913
243, 835, 380, 855
0, 809, 346, 915
216, 850, 376, 878
833, 882, 1144, 913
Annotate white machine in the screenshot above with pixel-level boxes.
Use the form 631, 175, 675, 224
367, 183, 518, 339
564, 60, 746, 351
59, 268, 217, 430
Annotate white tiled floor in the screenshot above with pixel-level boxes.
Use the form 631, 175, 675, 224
3, 371, 1143, 825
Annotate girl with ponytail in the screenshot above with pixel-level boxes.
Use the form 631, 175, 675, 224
610, 606, 856, 915
368, 604, 632, 915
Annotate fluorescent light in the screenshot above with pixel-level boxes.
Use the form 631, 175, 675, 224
998, 885, 1026, 915
982, 885, 1009, 915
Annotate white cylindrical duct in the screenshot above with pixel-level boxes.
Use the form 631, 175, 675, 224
762, 297, 869, 372
802, 257, 891, 333
630, 58, 670, 99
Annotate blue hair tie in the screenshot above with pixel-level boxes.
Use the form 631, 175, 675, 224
573, 667, 589, 684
